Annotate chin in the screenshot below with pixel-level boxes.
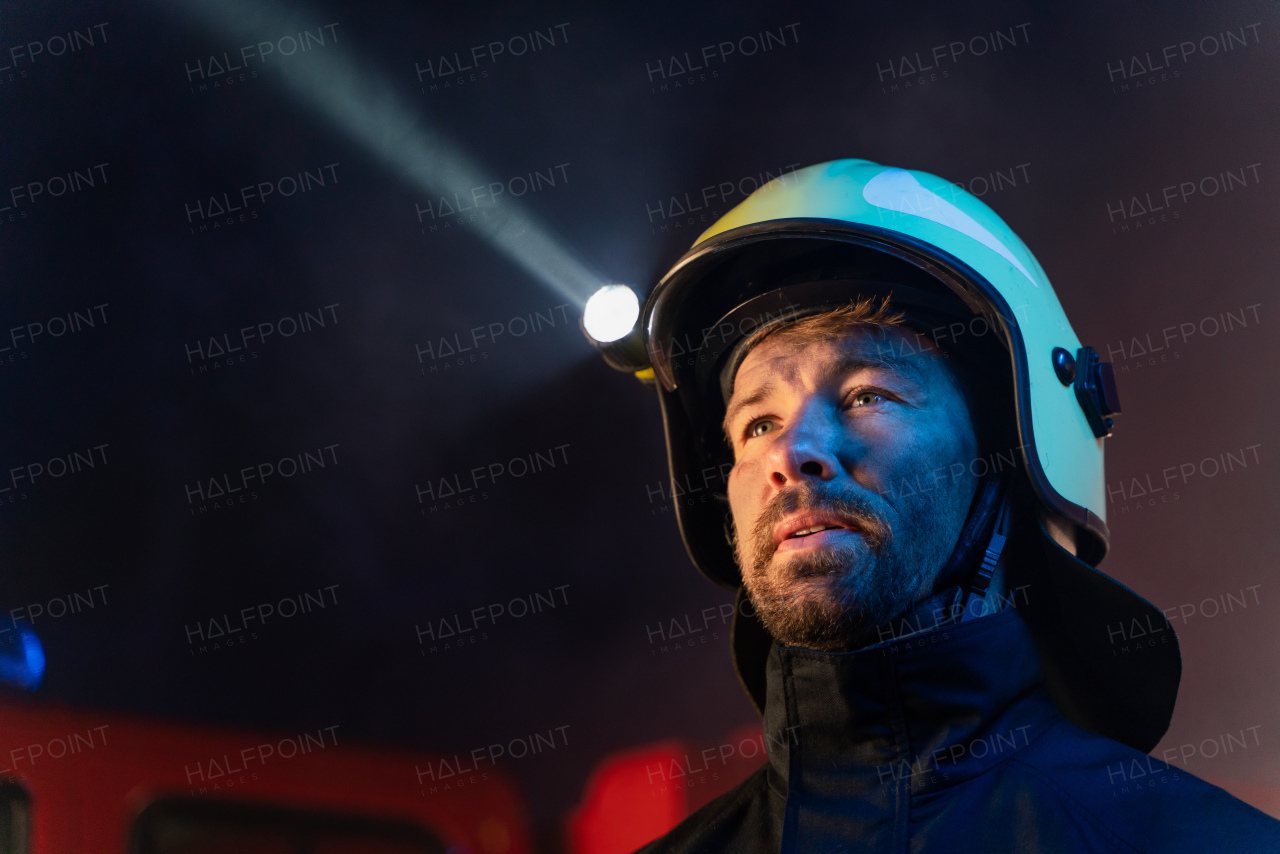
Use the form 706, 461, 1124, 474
777, 573, 847, 604
748, 552, 910, 650
765, 575, 859, 625
768, 549, 861, 588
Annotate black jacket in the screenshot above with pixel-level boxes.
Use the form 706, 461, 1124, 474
637, 606, 1280, 852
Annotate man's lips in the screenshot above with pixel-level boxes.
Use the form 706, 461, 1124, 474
774, 528, 861, 554
772, 511, 863, 553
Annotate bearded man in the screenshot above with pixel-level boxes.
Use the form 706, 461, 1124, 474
582, 160, 1280, 852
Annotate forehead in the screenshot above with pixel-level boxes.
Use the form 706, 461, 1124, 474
732, 324, 941, 393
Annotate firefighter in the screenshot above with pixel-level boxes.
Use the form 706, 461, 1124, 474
584, 159, 1280, 851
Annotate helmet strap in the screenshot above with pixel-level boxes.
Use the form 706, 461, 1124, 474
958, 495, 1012, 623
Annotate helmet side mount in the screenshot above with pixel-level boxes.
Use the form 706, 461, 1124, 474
1069, 346, 1122, 438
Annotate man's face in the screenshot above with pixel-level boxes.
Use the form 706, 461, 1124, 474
723, 324, 979, 651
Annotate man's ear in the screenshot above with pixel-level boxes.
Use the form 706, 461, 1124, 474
1038, 510, 1078, 556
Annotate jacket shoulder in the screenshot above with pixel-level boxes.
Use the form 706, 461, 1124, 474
1010, 718, 1280, 853
632, 765, 778, 854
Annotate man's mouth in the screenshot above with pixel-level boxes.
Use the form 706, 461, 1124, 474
772, 511, 864, 553
788, 524, 844, 538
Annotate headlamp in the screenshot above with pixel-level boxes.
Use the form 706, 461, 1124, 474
581, 284, 650, 374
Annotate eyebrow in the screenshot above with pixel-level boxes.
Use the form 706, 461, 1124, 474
722, 382, 775, 437
722, 353, 925, 438
829, 353, 927, 386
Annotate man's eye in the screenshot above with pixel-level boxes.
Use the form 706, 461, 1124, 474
747, 419, 775, 438
850, 391, 886, 408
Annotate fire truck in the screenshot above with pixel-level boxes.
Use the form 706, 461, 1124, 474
0, 694, 763, 854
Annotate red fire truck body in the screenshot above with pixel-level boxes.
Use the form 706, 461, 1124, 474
0, 699, 532, 854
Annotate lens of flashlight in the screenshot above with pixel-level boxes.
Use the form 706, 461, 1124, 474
583, 284, 640, 344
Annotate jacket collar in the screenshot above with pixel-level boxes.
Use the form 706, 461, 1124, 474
763, 602, 1060, 811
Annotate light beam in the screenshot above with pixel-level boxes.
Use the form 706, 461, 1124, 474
177, 0, 602, 305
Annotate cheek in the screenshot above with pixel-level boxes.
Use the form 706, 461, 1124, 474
731, 454, 765, 483
726, 459, 761, 524
839, 423, 910, 481
867, 419, 976, 490
933, 410, 979, 466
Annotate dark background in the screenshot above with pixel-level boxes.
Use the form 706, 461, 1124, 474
1, 0, 1277, 846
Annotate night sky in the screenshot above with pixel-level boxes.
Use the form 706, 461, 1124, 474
2, 0, 1278, 845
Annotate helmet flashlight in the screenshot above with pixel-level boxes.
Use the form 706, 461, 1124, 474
581, 284, 650, 373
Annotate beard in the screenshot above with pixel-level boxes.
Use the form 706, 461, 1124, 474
735, 479, 964, 652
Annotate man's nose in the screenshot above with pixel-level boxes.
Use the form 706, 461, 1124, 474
764, 413, 842, 488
